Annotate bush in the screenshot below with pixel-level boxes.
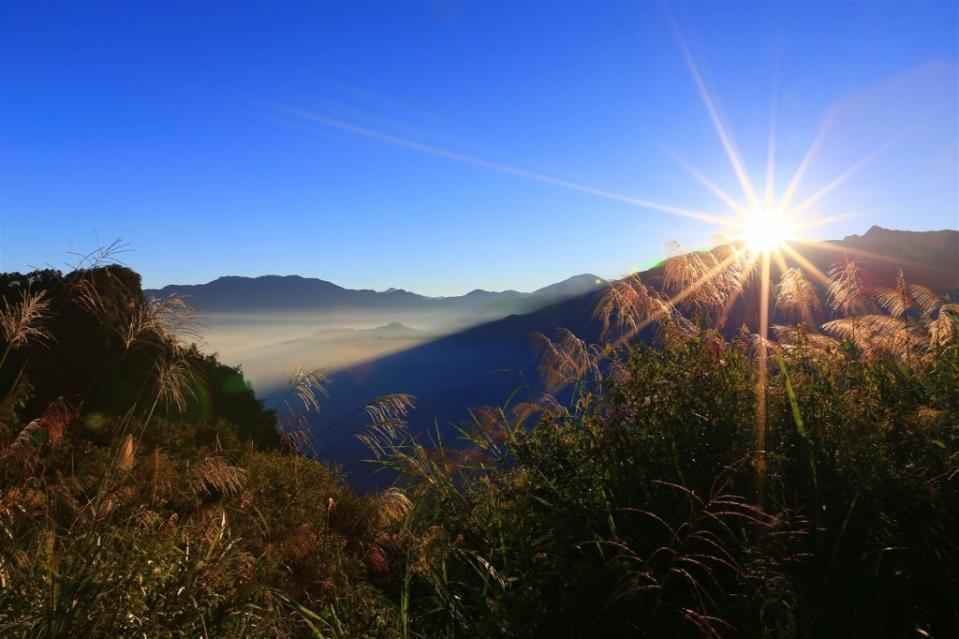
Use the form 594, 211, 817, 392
2, 258, 957, 637
388, 336, 959, 638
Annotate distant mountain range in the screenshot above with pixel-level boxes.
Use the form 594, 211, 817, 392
149, 227, 958, 490
146, 273, 604, 317
252, 321, 424, 352
802, 226, 958, 291
281, 226, 957, 489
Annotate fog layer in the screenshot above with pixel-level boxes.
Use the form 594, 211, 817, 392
197, 308, 504, 391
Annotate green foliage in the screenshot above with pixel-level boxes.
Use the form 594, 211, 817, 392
386, 335, 959, 638
1, 261, 957, 637
0, 265, 393, 636
0, 267, 278, 446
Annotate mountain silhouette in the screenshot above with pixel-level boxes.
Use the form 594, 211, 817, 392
280, 227, 957, 490
146, 273, 603, 316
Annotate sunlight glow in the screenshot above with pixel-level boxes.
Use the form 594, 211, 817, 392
269, 16, 900, 505
741, 206, 791, 254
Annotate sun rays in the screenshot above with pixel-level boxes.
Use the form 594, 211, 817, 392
266, 14, 897, 487
651, 20, 898, 485
741, 206, 791, 254
266, 33, 883, 273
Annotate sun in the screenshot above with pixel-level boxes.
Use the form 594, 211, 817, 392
741, 206, 792, 254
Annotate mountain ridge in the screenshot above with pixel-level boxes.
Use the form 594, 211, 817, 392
289, 227, 957, 489
146, 272, 604, 316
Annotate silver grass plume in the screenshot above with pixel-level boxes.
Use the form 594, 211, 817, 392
357, 393, 416, 459
907, 283, 945, 315
874, 270, 918, 318
663, 241, 726, 312
822, 314, 922, 359
370, 488, 413, 530
124, 294, 201, 349
283, 366, 330, 415
928, 303, 959, 350
153, 343, 198, 412
827, 257, 873, 316
593, 274, 672, 340
531, 328, 599, 393
510, 394, 564, 424
0, 289, 53, 349
775, 267, 820, 325
189, 456, 248, 497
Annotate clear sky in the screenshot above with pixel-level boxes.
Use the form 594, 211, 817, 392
2, 1, 957, 295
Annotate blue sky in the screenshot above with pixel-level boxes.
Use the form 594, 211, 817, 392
2, 1, 956, 295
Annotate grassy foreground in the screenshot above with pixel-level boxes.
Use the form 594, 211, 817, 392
1, 254, 957, 637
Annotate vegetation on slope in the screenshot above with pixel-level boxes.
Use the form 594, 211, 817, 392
0, 243, 957, 637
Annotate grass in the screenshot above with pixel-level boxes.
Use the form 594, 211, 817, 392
0, 245, 957, 637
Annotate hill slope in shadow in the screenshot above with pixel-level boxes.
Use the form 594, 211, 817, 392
266, 227, 957, 489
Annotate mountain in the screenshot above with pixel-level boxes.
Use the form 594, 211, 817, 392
285, 227, 957, 489
148, 271, 605, 393
810, 226, 958, 290
257, 321, 424, 351
231, 322, 428, 383
532, 273, 606, 297
146, 275, 430, 312
145, 273, 603, 317
310, 321, 422, 340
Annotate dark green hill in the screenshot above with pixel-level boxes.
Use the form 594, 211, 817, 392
0, 266, 278, 446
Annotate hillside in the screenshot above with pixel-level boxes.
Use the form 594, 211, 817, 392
298, 227, 958, 486
2, 230, 958, 636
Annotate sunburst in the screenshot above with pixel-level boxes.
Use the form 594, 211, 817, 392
663, 20, 897, 501
272, 19, 893, 478
739, 206, 792, 254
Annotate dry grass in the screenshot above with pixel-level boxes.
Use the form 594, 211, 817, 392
663, 241, 727, 313
874, 269, 920, 318
775, 267, 820, 325
532, 327, 599, 393
283, 366, 330, 415
118, 434, 136, 471
189, 455, 248, 497
2, 243, 956, 638
0, 289, 53, 350
592, 275, 671, 340
928, 304, 959, 350
827, 257, 873, 316
357, 394, 416, 459
123, 294, 200, 349
152, 344, 198, 412
822, 314, 919, 357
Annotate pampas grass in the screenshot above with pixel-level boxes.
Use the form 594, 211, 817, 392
189, 456, 248, 497
874, 269, 919, 318
827, 256, 873, 316
0, 290, 52, 350
356, 394, 416, 459
775, 267, 820, 324
2, 241, 957, 638
531, 328, 598, 393
123, 294, 199, 349
593, 274, 671, 340
285, 366, 330, 415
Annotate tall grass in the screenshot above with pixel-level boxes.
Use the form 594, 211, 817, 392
1, 244, 957, 637
0, 256, 405, 637
372, 249, 959, 638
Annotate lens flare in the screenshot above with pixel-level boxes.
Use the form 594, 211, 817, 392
741, 207, 791, 254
